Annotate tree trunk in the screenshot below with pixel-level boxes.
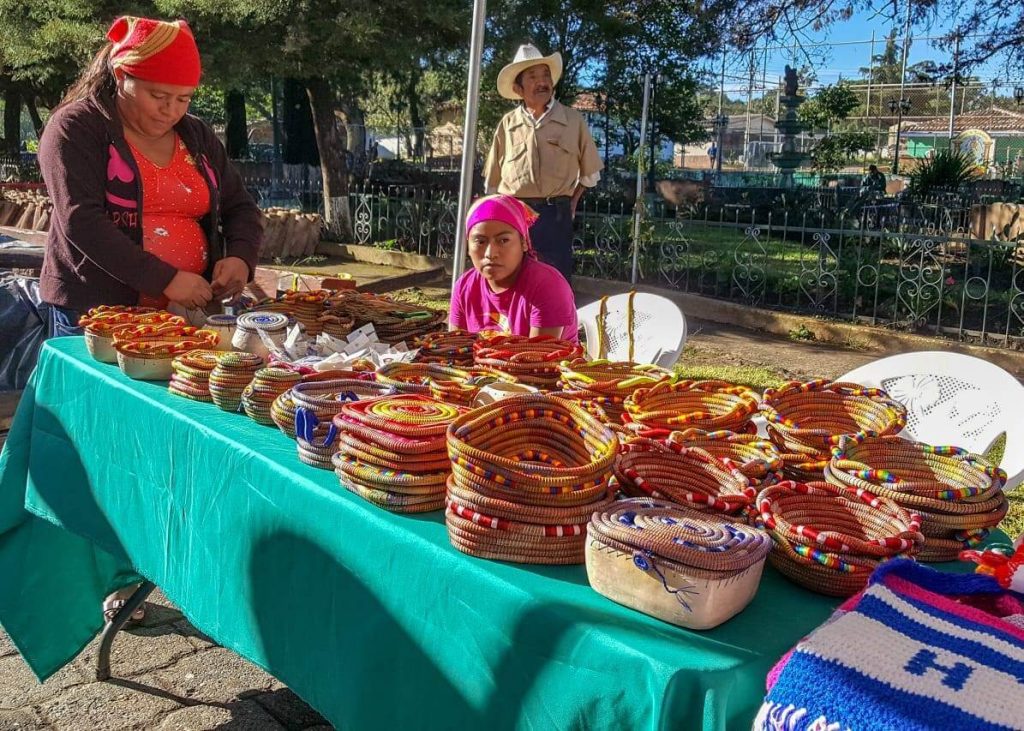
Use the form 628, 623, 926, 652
406, 72, 424, 159
225, 89, 248, 159
24, 94, 44, 137
340, 97, 367, 181
305, 77, 351, 241
3, 89, 21, 157
283, 79, 319, 167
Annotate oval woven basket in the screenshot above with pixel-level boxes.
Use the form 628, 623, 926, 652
168, 349, 221, 402
623, 380, 760, 436
760, 379, 907, 481
756, 479, 923, 596
614, 437, 755, 516
414, 329, 478, 366
113, 324, 219, 380
666, 428, 784, 489
472, 335, 584, 389
445, 394, 617, 564
824, 435, 1008, 562
586, 498, 772, 629
557, 359, 674, 424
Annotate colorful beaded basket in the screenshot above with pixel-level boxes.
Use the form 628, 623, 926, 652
472, 335, 584, 389
614, 437, 756, 516
112, 323, 219, 380
247, 289, 331, 336
586, 498, 772, 629
666, 428, 784, 491
760, 379, 907, 481
756, 480, 923, 596
168, 349, 221, 402
331, 394, 467, 512
209, 352, 264, 412
557, 359, 674, 424
824, 436, 1008, 562
241, 367, 303, 425
413, 329, 478, 366
289, 379, 397, 467
623, 380, 760, 436
376, 362, 517, 406
320, 291, 447, 344
81, 309, 181, 363
445, 394, 618, 564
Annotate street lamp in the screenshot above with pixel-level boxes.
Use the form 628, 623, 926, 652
888, 97, 912, 176
713, 113, 729, 176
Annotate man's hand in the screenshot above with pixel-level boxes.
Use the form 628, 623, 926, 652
163, 271, 213, 310
210, 257, 250, 300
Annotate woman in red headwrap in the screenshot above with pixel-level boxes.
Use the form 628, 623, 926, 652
449, 194, 578, 342
38, 16, 262, 336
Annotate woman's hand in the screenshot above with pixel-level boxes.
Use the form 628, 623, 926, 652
211, 256, 250, 300
163, 271, 213, 309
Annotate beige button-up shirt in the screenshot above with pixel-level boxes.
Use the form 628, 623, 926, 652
484, 100, 603, 199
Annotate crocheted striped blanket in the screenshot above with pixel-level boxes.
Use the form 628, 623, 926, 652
755, 559, 1024, 731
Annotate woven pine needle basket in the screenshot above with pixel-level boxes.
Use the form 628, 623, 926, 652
756, 479, 923, 596
760, 379, 907, 481
824, 435, 1008, 562
623, 379, 760, 436
472, 335, 583, 389
413, 329, 478, 366
614, 437, 755, 517
557, 359, 674, 424
445, 394, 618, 564
667, 428, 784, 489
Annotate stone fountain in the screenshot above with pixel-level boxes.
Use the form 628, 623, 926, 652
768, 65, 810, 187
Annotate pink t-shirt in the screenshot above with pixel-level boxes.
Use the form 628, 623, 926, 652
449, 257, 578, 342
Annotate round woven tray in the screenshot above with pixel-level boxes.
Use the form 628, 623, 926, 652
623, 380, 760, 436
824, 435, 1008, 561
756, 479, 923, 596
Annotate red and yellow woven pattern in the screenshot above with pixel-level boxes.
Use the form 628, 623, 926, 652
557, 359, 674, 424
623, 380, 759, 436
320, 291, 447, 344
472, 335, 584, 389
666, 428, 783, 490
824, 436, 1008, 562
614, 437, 755, 517
445, 394, 618, 564
760, 379, 907, 481
331, 394, 467, 512
247, 289, 331, 336
376, 362, 517, 406
414, 329, 478, 366
756, 480, 923, 596
112, 323, 219, 358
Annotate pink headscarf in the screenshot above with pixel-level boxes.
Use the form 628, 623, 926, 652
465, 195, 540, 258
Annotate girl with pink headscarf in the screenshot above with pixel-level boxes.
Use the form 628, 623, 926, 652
449, 195, 578, 342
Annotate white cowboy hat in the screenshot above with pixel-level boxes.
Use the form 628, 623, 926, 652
496, 44, 563, 100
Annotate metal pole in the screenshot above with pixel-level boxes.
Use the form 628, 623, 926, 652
716, 54, 726, 176
866, 31, 875, 120
892, 0, 912, 176
647, 74, 658, 191
743, 53, 753, 171
948, 33, 960, 141
631, 72, 652, 286
451, 0, 487, 284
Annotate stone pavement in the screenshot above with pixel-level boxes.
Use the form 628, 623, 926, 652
0, 591, 329, 731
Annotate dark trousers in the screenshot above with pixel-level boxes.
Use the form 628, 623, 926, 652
521, 198, 574, 282
48, 305, 83, 338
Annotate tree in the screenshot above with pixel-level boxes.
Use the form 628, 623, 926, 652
799, 82, 859, 133
810, 131, 875, 173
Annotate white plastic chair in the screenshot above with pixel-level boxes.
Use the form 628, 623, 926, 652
841, 351, 1024, 490
576, 292, 687, 368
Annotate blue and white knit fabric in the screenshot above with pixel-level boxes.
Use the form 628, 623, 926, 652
754, 559, 1024, 731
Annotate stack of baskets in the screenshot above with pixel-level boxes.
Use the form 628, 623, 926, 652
209, 352, 264, 412
80, 308, 178, 363
824, 436, 1008, 561
557, 359, 674, 424
112, 323, 219, 380
667, 428, 784, 492
472, 335, 583, 389
241, 368, 302, 425
445, 394, 617, 564
232, 312, 290, 358
290, 379, 397, 467
623, 380, 760, 436
376, 362, 517, 406
332, 394, 467, 512
586, 498, 772, 629
273, 377, 389, 439
756, 480, 923, 596
614, 438, 755, 517
168, 350, 221, 402
246, 290, 331, 337
759, 380, 908, 481
414, 329, 478, 366
320, 292, 447, 344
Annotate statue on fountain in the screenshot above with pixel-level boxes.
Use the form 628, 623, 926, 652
784, 65, 798, 97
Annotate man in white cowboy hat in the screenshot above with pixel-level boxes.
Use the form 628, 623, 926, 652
483, 43, 603, 282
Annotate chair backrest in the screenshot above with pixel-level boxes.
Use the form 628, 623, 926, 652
841, 351, 1024, 489
576, 292, 687, 368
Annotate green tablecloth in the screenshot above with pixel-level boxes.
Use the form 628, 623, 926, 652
0, 338, 842, 730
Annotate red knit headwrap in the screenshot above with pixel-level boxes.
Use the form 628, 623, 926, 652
107, 16, 202, 87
